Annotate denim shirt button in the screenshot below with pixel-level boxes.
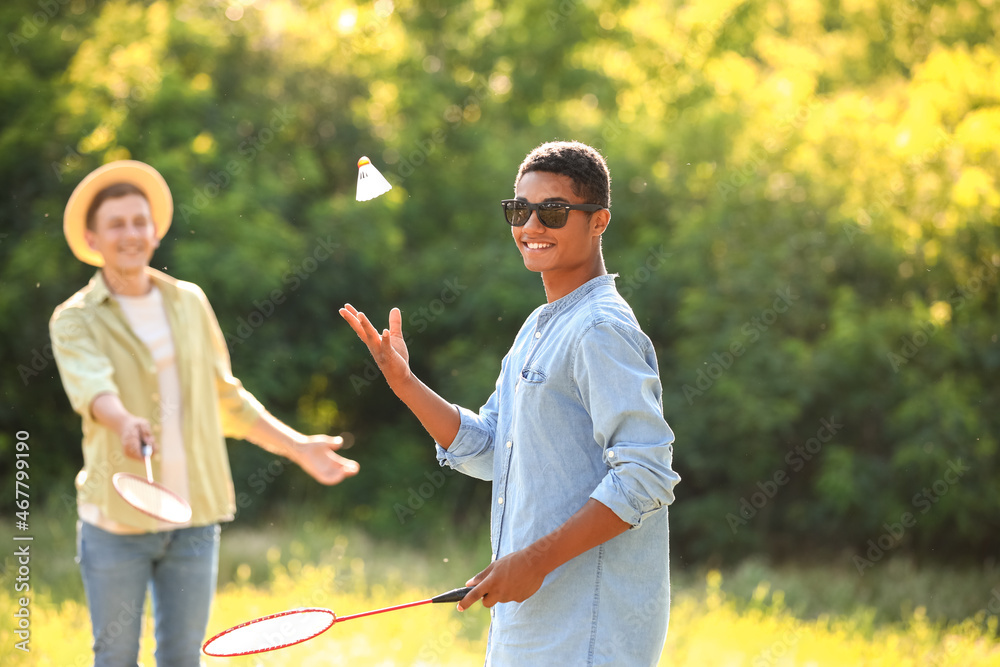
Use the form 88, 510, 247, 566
534, 331, 541, 338
506, 440, 512, 448
607, 450, 615, 458
498, 496, 504, 505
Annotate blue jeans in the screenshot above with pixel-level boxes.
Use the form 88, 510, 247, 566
78, 521, 220, 667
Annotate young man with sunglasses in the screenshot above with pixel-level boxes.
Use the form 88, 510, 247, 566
341, 141, 680, 665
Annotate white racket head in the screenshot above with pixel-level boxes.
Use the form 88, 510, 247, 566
202, 607, 337, 656
112, 472, 193, 524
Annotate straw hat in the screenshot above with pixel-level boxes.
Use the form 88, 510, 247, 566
63, 160, 173, 266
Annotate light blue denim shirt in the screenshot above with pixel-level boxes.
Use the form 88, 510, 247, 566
436, 275, 681, 666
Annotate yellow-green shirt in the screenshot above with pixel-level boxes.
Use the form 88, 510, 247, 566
50, 269, 265, 531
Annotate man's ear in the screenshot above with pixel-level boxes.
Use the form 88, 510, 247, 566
591, 209, 611, 237
84, 229, 97, 251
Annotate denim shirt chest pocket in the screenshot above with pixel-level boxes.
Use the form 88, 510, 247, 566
518, 364, 547, 384
518, 319, 557, 386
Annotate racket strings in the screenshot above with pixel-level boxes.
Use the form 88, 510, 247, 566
113, 474, 193, 524
203, 609, 336, 656
202, 586, 471, 656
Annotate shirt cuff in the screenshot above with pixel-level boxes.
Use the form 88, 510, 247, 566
591, 475, 640, 527
434, 405, 495, 481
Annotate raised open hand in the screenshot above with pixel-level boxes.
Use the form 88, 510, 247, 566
339, 304, 411, 389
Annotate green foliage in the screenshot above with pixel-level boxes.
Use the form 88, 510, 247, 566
0, 0, 998, 566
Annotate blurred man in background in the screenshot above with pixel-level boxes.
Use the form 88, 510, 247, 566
51, 159, 360, 666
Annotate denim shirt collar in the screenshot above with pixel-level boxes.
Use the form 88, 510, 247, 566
540, 274, 618, 320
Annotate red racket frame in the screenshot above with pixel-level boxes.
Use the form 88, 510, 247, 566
202, 586, 474, 657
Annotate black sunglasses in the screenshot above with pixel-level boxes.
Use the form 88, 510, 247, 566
500, 199, 605, 229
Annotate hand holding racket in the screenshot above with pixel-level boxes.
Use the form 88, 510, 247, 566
118, 415, 156, 461
458, 549, 546, 610
112, 439, 193, 525
202, 585, 474, 657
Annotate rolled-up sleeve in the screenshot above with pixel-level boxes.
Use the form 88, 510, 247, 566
197, 288, 266, 438
576, 322, 680, 527
50, 306, 118, 417
435, 357, 507, 481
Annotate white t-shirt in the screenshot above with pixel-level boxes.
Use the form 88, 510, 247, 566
80, 285, 190, 532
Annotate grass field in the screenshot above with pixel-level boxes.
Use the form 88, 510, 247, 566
2, 508, 999, 666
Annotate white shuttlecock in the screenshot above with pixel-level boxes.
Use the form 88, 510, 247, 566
356, 156, 393, 201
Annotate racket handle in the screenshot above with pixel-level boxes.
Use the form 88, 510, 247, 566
140, 438, 153, 483
430, 586, 474, 604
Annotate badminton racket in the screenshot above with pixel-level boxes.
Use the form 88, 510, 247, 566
112, 440, 193, 525
202, 585, 474, 657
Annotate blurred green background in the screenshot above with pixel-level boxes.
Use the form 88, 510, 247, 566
1, 0, 998, 573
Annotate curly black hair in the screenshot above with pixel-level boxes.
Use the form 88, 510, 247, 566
515, 141, 611, 209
